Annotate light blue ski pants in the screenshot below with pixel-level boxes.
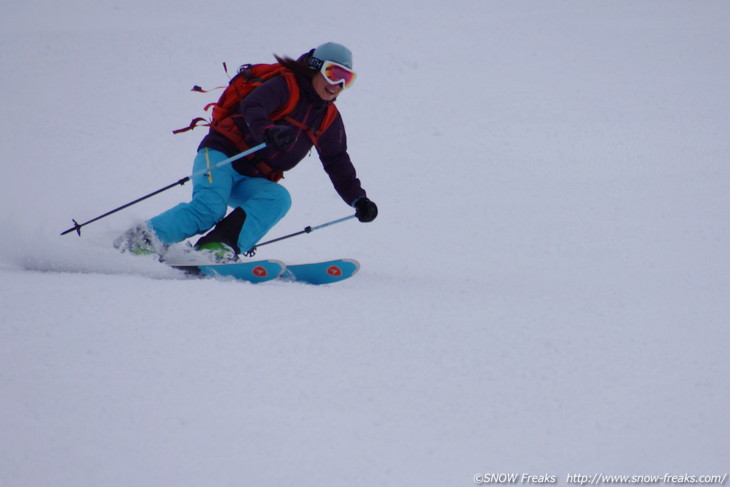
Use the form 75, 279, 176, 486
148, 148, 291, 252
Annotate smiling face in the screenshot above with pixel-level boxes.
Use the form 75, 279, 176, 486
312, 72, 343, 101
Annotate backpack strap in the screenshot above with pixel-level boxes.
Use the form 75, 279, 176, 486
269, 70, 300, 121
284, 103, 339, 148
172, 117, 209, 135
318, 104, 340, 140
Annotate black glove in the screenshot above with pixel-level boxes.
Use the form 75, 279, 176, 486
263, 125, 295, 150
354, 197, 378, 223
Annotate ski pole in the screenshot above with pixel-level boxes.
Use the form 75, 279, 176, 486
60, 143, 267, 236
244, 214, 357, 256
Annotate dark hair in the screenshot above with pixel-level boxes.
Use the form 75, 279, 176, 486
274, 49, 317, 80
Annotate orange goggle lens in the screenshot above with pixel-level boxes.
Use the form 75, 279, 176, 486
321, 61, 357, 88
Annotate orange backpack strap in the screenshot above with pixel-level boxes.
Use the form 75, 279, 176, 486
269, 70, 300, 121
319, 104, 339, 136
172, 117, 209, 135
312, 103, 339, 148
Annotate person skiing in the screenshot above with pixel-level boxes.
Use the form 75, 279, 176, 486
114, 42, 378, 262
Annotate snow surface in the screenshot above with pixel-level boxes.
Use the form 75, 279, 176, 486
2, 1, 729, 486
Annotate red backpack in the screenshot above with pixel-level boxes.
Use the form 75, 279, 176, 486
174, 63, 339, 151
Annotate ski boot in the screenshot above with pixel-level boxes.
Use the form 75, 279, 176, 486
193, 242, 240, 264
113, 223, 167, 258
193, 207, 246, 264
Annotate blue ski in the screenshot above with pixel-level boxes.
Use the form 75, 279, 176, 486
173, 259, 359, 285
174, 259, 286, 283
280, 259, 360, 285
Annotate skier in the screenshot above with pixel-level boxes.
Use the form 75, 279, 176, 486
114, 42, 378, 262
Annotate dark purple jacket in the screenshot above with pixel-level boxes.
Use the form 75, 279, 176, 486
198, 72, 366, 205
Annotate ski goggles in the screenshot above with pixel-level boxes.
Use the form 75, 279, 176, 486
320, 60, 357, 89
